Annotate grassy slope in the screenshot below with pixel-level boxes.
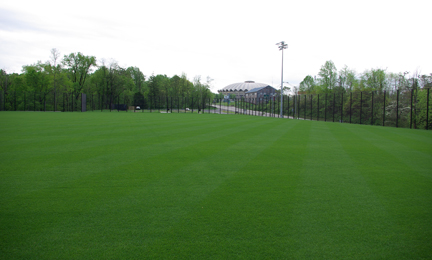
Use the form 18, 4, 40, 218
0, 112, 431, 259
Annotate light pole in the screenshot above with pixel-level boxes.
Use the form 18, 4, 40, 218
276, 41, 288, 118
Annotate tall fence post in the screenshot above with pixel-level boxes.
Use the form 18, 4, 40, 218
309, 95, 312, 120
349, 92, 352, 123
427, 88, 430, 130
396, 89, 399, 127
360, 92, 363, 124
410, 89, 413, 129
287, 95, 290, 118
317, 94, 320, 121
383, 90, 386, 126
332, 93, 335, 122
371, 91, 374, 125
297, 95, 300, 119
341, 92, 343, 123
324, 93, 327, 121
304, 95, 306, 120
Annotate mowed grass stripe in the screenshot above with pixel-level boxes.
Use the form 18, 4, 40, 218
144, 119, 307, 258
342, 125, 432, 179
332, 123, 432, 259
0, 112, 252, 164
281, 121, 393, 259
0, 113, 265, 199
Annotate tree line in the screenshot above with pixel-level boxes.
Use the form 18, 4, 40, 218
0, 49, 215, 109
292, 61, 431, 129
298, 60, 432, 94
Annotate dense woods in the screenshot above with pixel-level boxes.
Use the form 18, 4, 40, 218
0, 49, 214, 110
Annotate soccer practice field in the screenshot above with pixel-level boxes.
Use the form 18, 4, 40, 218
1, 111, 431, 259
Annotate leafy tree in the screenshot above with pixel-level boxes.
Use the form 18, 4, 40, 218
22, 62, 52, 110
318, 60, 337, 91
179, 73, 194, 97
62, 52, 96, 95
106, 61, 134, 105
193, 75, 213, 110
49, 48, 61, 93
299, 75, 315, 93
170, 75, 181, 97
339, 65, 357, 91
147, 74, 160, 99
0, 69, 11, 93
360, 68, 388, 92
127, 66, 146, 93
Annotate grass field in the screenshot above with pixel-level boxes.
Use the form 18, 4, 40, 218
1, 111, 431, 259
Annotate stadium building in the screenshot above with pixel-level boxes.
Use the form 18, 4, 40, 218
245, 85, 277, 99
218, 81, 275, 99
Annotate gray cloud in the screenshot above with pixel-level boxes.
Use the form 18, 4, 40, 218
0, 8, 45, 32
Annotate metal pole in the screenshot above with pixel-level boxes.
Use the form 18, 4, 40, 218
297, 95, 300, 119
396, 90, 399, 127
332, 93, 335, 122
410, 89, 413, 129
324, 93, 327, 121
360, 91, 363, 124
341, 92, 343, 123
317, 94, 320, 121
371, 91, 374, 125
304, 95, 306, 120
276, 41, 287, 118
287, 95, 290, 118
383, 90, 386, 126
350, 92, 352, 123
310, 95, 312, 120
426, 88, 430, 130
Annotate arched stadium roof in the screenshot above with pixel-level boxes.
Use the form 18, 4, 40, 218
219, 81, 270, 92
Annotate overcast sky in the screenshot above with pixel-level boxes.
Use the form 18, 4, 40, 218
1, 0, 431, 93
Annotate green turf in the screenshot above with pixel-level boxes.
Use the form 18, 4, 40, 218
0, 111, 431, 259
